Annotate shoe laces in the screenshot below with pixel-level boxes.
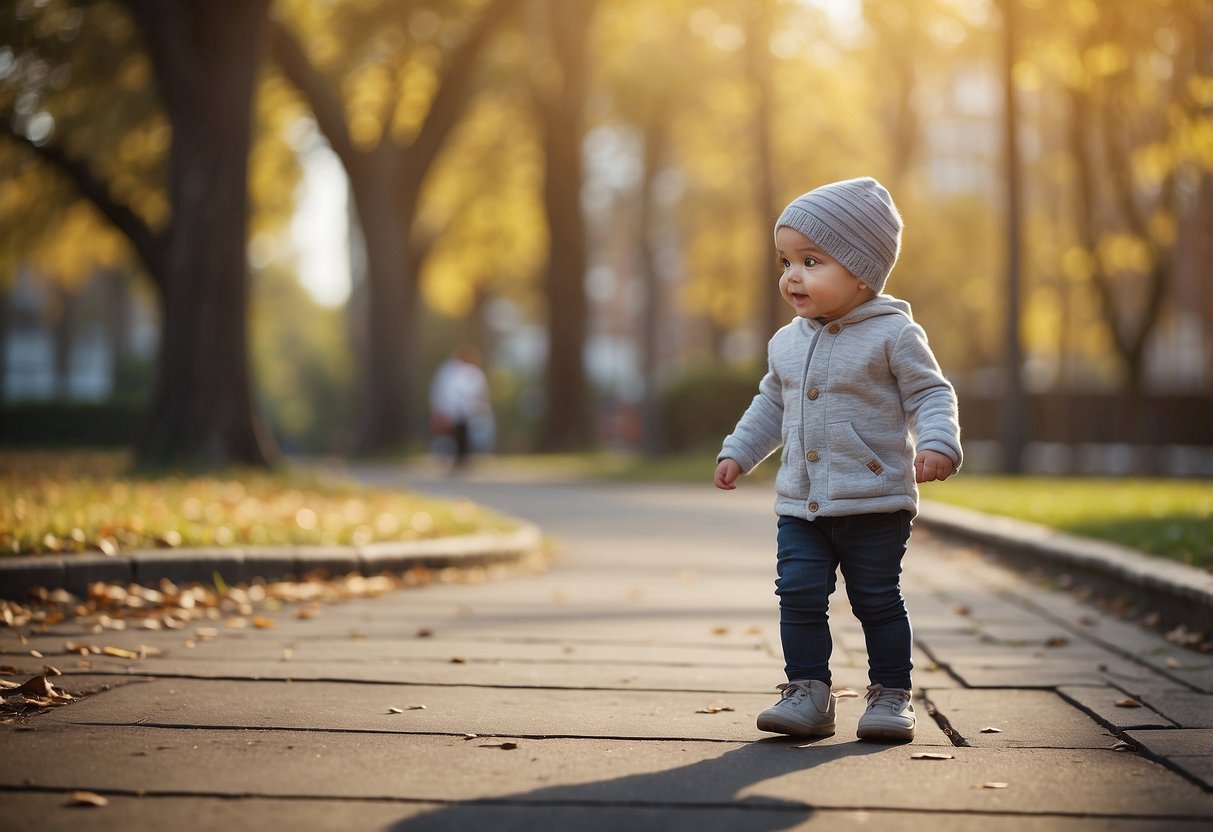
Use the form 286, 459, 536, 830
864, 684, 911, 712
776, 681, 816, 702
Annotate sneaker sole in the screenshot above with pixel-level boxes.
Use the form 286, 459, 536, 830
856, 723, 914, 741
756, 716, 836, 737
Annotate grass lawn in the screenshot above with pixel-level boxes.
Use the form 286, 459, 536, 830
919, 476, 1213, 569
1, 451, 516, 557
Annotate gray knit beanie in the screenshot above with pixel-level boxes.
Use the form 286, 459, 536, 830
775, 177, 903, 295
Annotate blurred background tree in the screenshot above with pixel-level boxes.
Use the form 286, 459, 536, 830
1, 0, 1210, 473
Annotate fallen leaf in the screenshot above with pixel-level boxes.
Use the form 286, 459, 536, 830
462, 733, 478, 740
416, 628, 433, 638
1045, 636, 1070, 648
1164, 657, 1183, 669
449, 657, 467, 664
69, 791, 108, 807
29, 650, 44, 659
953, 604, 971, 616
975, 782, 1009, 789
102, 647, 139, 660
1078, 616, 1098, 627
1114, 698, 1143, 708
64, 642, 94, 656
980, 726, 1003, 734
387, 707, 404, 714
479, 741, 518, 750
252, 616, 275, 629
1111, 741, 1134, 752
388, 705, 426, 713
911, 753, 954, 760
832, 688, 860, 699
710, 626, 729, 636
695, 706, 735, 714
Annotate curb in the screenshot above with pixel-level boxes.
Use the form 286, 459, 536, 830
0, 523, 545, 601
917, 500, 1213, 636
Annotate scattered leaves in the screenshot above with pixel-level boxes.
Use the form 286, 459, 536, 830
695, 705, 735, 714
910, 753, 954, 760
101, 646, 139, 660
1, 675, 75, 714
1114, 697, 1143, 708
251, 616, 275, 630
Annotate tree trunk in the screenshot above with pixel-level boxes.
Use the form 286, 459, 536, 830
349, 158, 420, 455
744, 0, 782, 344
53, 283, 76, 399
998, 0, 1027, 473
131, 0, 276, 469
536, 0, 597, 451
637, 107, 668, 457
102, 268, 132, 394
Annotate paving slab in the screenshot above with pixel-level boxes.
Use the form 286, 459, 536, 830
6, 793, 1209, 832
36, 677, 951, 745
1, 726, 1209, 817
1125, 729, 1213, 790
1058, 685, 1176, 730
922, 688, 1119, 748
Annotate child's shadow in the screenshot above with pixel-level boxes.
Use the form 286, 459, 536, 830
389, 736, 897, 831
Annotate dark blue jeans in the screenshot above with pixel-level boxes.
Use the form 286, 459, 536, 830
775, 511, 913, 689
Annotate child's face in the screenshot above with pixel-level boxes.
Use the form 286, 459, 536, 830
775, 226, 874, 322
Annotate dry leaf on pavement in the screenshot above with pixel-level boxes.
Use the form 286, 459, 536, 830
832, 688, 860, 698
69, 791, 108, 807
695, 706, 735, 714
975, 782, 1009, 789
479, 741, 518, 750
911, 753, 954, 760
1114, 697, 1143, 708
980, 727, 1003, 733
1045, 636, 1070, 647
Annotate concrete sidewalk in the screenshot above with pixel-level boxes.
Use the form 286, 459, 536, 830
2, 470, 1211, 830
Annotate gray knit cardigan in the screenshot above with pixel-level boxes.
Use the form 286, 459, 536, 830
719, 295, 962, 520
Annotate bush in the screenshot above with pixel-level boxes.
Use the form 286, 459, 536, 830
0, 398, 145, 447
659, 366, 760, 453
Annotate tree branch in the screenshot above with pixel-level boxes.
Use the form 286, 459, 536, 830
2, 118, 166, 288
269, 18, 360, 169
404, 0, 524, 182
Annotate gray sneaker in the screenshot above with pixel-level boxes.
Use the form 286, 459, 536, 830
756, 680, 836, 737
856, 683, 915, 741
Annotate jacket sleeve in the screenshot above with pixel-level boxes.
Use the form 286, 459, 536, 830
718, 341, 785, 474
890, 323, 963, 470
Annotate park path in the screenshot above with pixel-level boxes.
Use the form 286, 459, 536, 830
2, 462, 1211, 830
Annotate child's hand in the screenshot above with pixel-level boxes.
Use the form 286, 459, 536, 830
714, 459, 742, 490
914, 450, 955, 483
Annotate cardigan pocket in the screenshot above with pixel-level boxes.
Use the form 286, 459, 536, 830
826, 421, 888, 500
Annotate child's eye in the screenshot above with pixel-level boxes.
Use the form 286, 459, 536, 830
804, 257, 819, 268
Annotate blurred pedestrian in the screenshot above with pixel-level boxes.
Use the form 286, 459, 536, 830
429, 346, 493, 471
714, 177, 962, 743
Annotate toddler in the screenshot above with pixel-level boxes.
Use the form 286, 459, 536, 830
714, 177, 962, 741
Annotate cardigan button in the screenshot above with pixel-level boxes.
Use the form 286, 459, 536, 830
808, 501, 820, 512
828, 324, 842, 335
806, 451, 819, 462
806, 387, 820, 400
